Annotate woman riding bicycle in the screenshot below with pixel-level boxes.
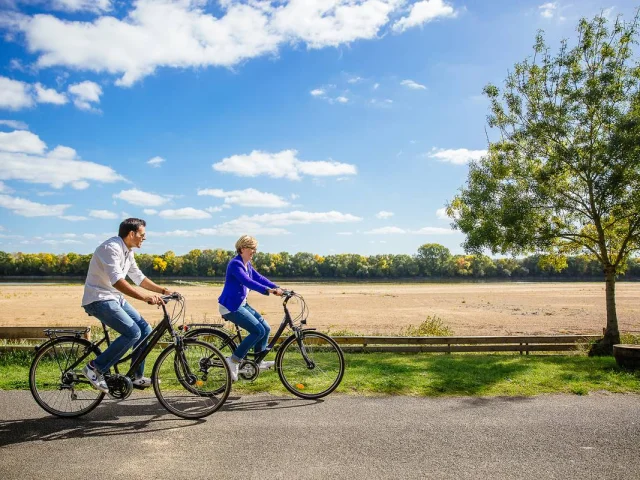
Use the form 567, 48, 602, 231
219, 235, 283, 381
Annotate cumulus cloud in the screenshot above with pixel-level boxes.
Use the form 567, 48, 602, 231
365, 226, 406, 234
68, 81, 102, 111
0, 193, 69, 217
436, 207, 449, 219
3, 1, 459, 86
310, 89, 325, 96
0, 129, 125, 188
213, 149, 357, 181
89, 209, 118, 219
393, 0, 457, 33
376, 210, 394, 219
428, 147, 487, 165
34, 83, 68, 105
158, 207, 211, 220
143, 208, 158, 215
0, 120, 29, 130
336, 96, 348, 103
60, 215, 88, 221
198, 187, 290, 208
147, 156, 165, 167
237, 210, 362, 226
400, 79, 426, 90
48, 0, 113, 14
113, 189, 171, 207
0, 76, 33, 110
539, 2, 558, 18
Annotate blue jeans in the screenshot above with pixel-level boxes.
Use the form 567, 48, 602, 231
222, 303, 271, 362
83, 299, 152, 378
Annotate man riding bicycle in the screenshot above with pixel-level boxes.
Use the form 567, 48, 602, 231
81, 218, 174, 393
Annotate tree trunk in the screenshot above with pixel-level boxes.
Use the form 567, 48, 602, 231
589, 266, 622, 356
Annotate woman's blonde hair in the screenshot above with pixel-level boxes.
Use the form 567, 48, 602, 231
235, 235, 258, 254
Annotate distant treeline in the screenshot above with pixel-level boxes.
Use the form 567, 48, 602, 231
1, 244, 639, 280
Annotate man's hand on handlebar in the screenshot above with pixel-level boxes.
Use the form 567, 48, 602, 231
145, 294, 165, 305
269, 287, 284, 296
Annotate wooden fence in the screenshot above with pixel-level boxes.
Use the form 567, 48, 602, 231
0, 326, 600, 354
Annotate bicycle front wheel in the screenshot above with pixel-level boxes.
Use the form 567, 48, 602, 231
153, 339, 231, 419
276, 331, 345, 399
29, 337, 105, 418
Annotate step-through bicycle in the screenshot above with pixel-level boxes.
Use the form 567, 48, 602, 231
182, 290, 345, 399
29, 293, 231, 419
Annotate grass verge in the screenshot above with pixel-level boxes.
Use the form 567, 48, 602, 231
2, 350, 639, 396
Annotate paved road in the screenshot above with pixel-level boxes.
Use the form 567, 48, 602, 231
0, 391, 638, 479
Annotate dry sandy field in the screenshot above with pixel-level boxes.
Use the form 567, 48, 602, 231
1, 282, 640, 336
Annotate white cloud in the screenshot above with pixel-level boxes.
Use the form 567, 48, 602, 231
412, 226, 456, 235
143, 208, 158, 215
428, 147, 487, 165
365, 226, 406, 234
376, 210, 394, 219
393, 0, 457, 33
89, 209, 118, 219
43, 238, 83, 245
436, 207, 449, 219
291, 193, 299, 200
0, 130, 46, 154
539, 2, 557, 18
373, 83, 380, 90
337, 232, 353, 235
60, 215, 88, 221
147, 156, 165, 167
213, 149, 357, 181
34, 83, 68, 105
68, 81, 102, 111
158, 207, 212, 220
0, 181, 8, 193
237, 210, 362, 227
0, 120, 29, 130
205, 205, 228, 213
198, 187, 290, 208
49, 0, 113, 14
0, 76, 34, 110
113, 188, 170, 207
336, 96, 348, 103
400, 79, 426, 90
0, 130, 125, 188
0, 193, 69, 217
347, 76, 363, 84
310, 89, 325, 96
6, 1, 460, 87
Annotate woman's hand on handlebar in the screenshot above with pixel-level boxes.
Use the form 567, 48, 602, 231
269, 287, 284, 296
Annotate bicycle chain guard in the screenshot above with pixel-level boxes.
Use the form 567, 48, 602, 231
239, 359, 259, 381
106, 374, 133, 400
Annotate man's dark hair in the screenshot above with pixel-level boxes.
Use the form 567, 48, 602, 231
118, 218, 146, 239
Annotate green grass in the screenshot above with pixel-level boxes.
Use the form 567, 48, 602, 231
3, 350, 638, 397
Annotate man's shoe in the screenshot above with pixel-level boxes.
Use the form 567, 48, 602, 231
258, 360, 275, 370
225, 356, 239, 382
83, 363, 109, 393
132, 376, 152, 388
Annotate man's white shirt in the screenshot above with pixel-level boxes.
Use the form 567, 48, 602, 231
82, 236, 146, 306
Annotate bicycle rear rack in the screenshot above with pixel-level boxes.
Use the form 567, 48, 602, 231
43, 327, 91, 339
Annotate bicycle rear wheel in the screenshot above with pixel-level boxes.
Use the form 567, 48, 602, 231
153, 339, 231, 419
29, 337, 105, 417
276, 331, 345, 399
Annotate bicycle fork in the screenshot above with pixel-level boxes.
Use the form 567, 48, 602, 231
294, 331, 315, 369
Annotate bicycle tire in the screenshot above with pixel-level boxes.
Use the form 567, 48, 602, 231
276, 331, 345, 399
29, 337, 105, 418
184, 327, 237, 358
153, 339, 231, 419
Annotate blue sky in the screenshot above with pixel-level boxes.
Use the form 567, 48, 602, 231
0, 0, 636, 256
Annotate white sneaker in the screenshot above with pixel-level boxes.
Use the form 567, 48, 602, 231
132, 376, 152, 388
258, 360, 275, 370
225, 356, 239, 382
83, 363, 109, 393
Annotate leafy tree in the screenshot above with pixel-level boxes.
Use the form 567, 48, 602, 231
448, 12, 640, 354
417, 244, 452, 277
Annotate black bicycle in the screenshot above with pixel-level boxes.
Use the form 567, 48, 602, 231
29, 293, 231, 419
182, 291, 345, 399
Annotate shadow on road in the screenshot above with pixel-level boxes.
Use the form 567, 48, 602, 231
223, 395, 322, 412
0, 396, 203, 448
0, 394, 322, 448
